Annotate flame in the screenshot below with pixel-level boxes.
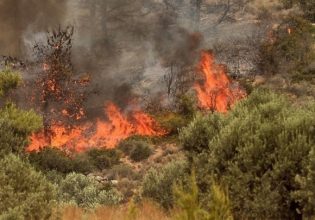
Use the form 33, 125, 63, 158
194, 51, 246, 112
28, 102, 166, 152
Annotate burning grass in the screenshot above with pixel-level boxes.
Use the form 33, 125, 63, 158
28, 102, 166, 152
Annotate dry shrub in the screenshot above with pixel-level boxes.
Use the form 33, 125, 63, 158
55, 201, 170, 220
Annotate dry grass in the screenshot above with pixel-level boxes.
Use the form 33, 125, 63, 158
53, 201, 171, 220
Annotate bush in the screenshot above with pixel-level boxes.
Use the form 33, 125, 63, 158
29, 147, 94, 174
141, 160, 188, 209
58, 172, 123, 208
0, 103, 42, 156
129, 142, 152, 162
177, 94, 197, 118
180, 89, 315, 219
259, 15, 315, 77
87, 148, 121, 170
29, 147, 74, 173
0, 69, 21, 97
173, 171, 233, 220
156, 112, 189, 135
119, 139, 153, 162
0, 154, 56, 219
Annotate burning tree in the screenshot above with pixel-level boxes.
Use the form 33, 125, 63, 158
32, 26, 89, 144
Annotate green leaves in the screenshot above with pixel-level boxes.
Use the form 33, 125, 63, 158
0, 154, 56, 219
180, 89, 315, 218
0, 69, 21, 97
141, 160, 188, 209
58, 173, 123, 208
0, 103, 42, 156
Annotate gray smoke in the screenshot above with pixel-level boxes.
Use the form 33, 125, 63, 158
0, 0, 67, 57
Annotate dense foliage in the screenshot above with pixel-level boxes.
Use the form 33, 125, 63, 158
0, 69, 20, 97
119, 139, 153, 162
141, 160, 188, 209
180, 89, 315, 219
0, 154, 56, 219
58, 173, 123, 208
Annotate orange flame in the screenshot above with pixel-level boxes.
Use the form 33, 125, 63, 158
28, 102, 166, 152
194, 51, 246, 112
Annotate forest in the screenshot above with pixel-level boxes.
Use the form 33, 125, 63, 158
0, 0, 314, 219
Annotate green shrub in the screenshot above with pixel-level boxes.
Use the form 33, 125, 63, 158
118, 139, 153, 162
29, 147, 95, 174
129, 142, 152, 162
0, 69, 21, 97
86, 148, 121, 170
58, 172, 123, 208
141, 160, 188, 209
177, 94, 197, 118
180, 89, 315, 219
0, 103, 42, 156
156, 112, 189, 135
173, 171, 233, 220
29, 147, 74, 173
0, 154, 56, 219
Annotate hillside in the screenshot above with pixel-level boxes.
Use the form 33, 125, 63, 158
0, 0, 314, 219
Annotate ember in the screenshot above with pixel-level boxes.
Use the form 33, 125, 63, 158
194, 51, 246, 112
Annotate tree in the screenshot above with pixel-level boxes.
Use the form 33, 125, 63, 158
180, 89, 315, 219
0, 154, 56, 219
31, 26, 89, 144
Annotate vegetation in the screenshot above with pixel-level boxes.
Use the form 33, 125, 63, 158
0, 154, 56, 219
173, 171, 233, 220
259, 15, 315, 78
119, 139, 153, 162
29, 147, 121, 174
180, 89, 315, 219
0, 69, 20, 97
141, 160, 188, 209
58, 173, 123, 209
87, 148, 121, 169
0, 1, 315, 219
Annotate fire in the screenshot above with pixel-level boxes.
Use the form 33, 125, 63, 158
28, 102, 166, 152
194, 51, 246, 112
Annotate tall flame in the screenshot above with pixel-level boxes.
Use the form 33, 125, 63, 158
194, 51, 246, 112
28, 102, 166, 152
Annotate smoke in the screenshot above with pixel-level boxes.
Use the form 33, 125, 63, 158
0, 0, 67, 57
0, 0, 213, 116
